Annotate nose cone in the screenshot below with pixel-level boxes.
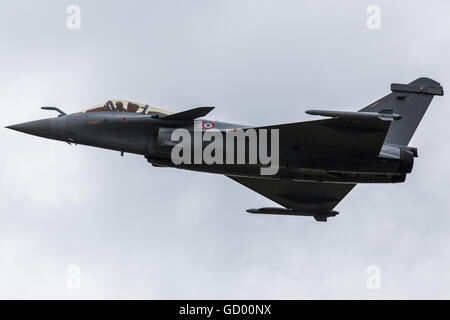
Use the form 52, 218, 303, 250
7, 118, 54, 139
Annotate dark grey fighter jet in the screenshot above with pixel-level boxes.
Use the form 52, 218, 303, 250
7, 77, 443, 221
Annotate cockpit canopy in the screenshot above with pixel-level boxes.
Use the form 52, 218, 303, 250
82, 100, 172, 116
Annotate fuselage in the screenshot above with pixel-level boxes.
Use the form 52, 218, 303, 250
9, 109, 415, 184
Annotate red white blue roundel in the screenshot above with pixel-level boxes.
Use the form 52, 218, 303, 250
202, 121, 215, 129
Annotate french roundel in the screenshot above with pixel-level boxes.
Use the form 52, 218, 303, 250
202, 121, 215, 129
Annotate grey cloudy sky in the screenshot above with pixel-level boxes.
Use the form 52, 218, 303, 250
1, 0, 449, 299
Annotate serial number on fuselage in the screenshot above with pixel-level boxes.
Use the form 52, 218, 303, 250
117, 133, 140, 144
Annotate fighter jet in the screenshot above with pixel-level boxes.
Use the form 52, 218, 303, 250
6, 77, 443, 221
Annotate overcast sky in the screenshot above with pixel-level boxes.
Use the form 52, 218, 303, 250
1, 0, 450, 299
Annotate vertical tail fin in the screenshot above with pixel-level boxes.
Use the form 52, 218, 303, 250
359, 77, 443, 146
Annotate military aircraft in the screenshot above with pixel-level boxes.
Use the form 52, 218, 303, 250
6, 77, 443, 221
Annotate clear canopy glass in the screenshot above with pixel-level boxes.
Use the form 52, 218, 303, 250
83, 100, 172, 115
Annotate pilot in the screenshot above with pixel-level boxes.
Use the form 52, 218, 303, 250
115, 101, 126, 112
126, 102, 140, 113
